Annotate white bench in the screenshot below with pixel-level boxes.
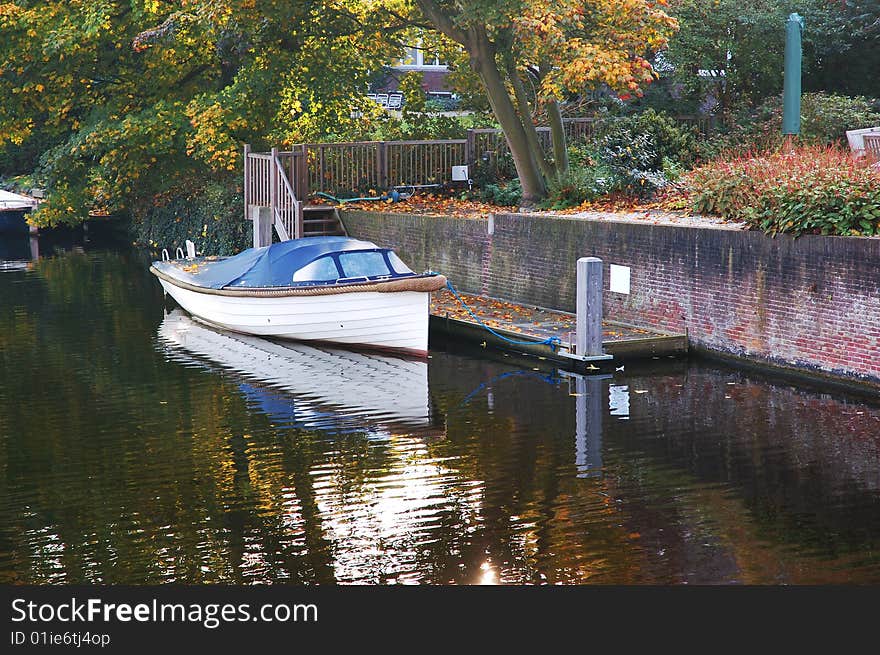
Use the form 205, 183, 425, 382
846, 126, 880, 159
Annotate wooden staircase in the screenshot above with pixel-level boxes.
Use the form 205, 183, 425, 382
302, 205, 347, 237
243, 146, 348, 241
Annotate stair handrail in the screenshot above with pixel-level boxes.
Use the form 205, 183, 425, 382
273, 153, 303, 239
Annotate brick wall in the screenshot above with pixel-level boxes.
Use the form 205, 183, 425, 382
342, 210, 880, 385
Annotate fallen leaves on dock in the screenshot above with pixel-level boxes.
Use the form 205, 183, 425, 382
431, 289, 650, 343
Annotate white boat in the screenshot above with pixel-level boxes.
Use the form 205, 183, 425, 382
150, 237, 446, 355
157, 310, 436, 434
0, 189, 37, 211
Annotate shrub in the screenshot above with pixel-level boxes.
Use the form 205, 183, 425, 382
731, 93, 880, 148
597, 109, 703, 169
801, 93, 880, 144
566, 143, 597, 169
598, 131, 667, 196
480, 179, 522, 207
543, 165, 619, 209
471, 146, 518, 188
542, 144, 621, 208
686, 144, 880, 236
425, 96, 460, 112
360, 110, 495, 144
133, 178, 248, 255
591, 109, 704, 196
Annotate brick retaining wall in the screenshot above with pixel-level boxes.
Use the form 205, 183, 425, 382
342, 210, 880, 386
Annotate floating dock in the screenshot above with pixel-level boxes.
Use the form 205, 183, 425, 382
430, 289, 687, 372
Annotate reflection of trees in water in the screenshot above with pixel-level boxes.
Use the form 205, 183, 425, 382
424, 358, 880, 583
600, 367, 880, 583
425, 359, 646, 584
2, 247, 880, 584
0, 250, 334, 583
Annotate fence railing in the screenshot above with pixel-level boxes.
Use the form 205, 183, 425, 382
865, 134, 880, 164
672, 114, 718, 135
245, 115, 721, 221
243, 145, 304, 239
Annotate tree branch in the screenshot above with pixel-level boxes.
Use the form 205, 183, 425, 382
414, 0, 469, 46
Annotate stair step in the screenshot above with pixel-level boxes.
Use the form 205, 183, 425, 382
294, 205, 347, 239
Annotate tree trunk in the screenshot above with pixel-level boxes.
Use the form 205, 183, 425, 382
414, 1, 548, 202
470, 37, 546, 204
546, 99, 569, 178
507, 60, 555, 180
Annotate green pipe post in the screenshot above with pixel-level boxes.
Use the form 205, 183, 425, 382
782, 13, 804, 136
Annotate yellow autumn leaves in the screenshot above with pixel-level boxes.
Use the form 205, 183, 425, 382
515, 0, 678, 100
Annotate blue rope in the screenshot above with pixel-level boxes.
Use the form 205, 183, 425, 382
456, 369, 561, 409
444, 280, 562, 351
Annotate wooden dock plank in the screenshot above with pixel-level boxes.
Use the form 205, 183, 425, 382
429, 289, 687, 371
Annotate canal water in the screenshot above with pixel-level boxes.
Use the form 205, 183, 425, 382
1, 232, 879, 585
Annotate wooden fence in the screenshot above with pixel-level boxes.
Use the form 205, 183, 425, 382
244, 115, 721, 235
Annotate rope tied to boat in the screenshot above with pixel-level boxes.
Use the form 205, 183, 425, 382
444, 280, 562, 351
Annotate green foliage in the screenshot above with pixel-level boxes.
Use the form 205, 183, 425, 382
801, 0, 880, 98
543, 165, 619, 210
364, 113, 471, 141
687, 144, 880, 236
731, 93, 880, 149
662, 0, 880, 113
598, 110, 702, 167
742, 182, 880, 237
801, 93, 880, 144
133, 178, 248, 256
589, 110, 701, 195
425, 96, 460, 112
0, 1, 397, 227
398, 71, 427, 114
663, 0, 817, 112
480, 179, 522, 207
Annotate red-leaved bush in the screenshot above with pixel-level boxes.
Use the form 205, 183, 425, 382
686, 144, 880, 236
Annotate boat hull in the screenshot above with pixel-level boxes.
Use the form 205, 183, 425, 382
157, 310, 433, 431
0, 210, 28, 234
157, 278, 432, 355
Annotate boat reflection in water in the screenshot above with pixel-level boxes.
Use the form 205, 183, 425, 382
157, 310, 437, 437
0, 232, 39, 271
155, 310, 613, 583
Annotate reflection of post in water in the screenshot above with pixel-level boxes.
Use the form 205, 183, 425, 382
564, 372, 608, 478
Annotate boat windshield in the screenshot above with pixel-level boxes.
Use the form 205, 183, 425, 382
387, 252, 413, 275
292, 256, 340, 283
288, 249, 415, 285
338, 251, 391, 278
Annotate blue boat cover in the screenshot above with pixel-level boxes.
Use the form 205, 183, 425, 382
156, 237, 388, 289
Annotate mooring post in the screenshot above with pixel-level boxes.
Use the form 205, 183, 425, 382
574, 374, 603, 478
29, 234, 40, 260
576, 257, 603, 356
252, 206, 273, 248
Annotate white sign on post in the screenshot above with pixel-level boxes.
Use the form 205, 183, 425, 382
609, 264, 631, 294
